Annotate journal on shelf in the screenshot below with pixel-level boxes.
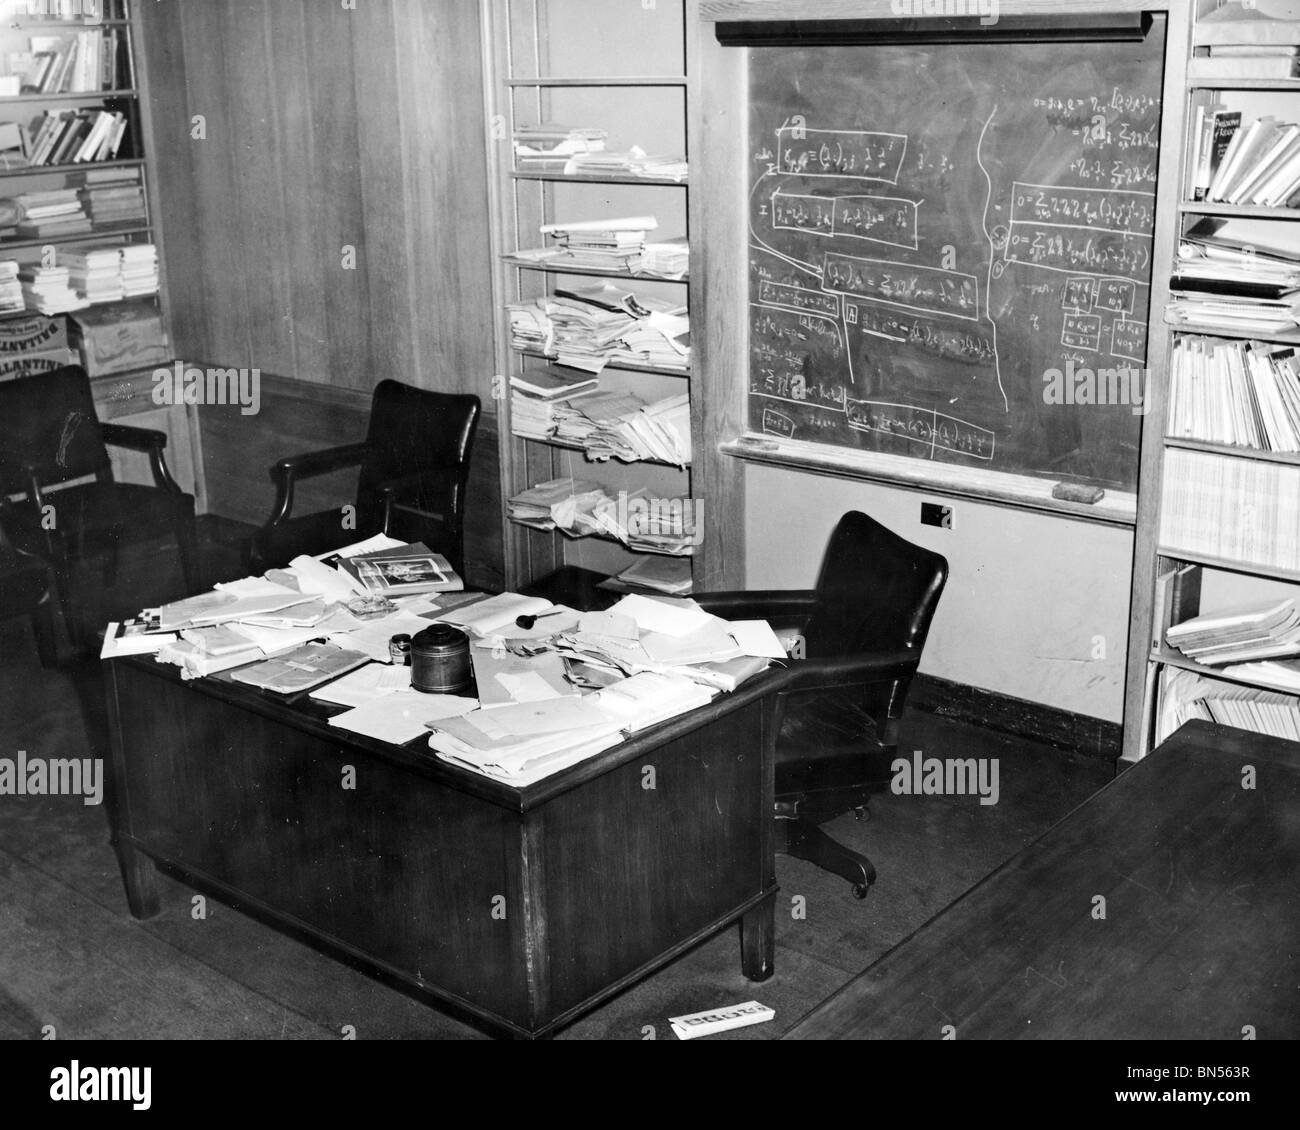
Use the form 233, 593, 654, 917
1167, 336, 1300, 451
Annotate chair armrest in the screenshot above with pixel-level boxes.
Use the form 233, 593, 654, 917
264, 441, 370, 529
377, 468, 456, 521
779, 649, 919, 694
100, 423, 183, 494
694, 589, 820, 624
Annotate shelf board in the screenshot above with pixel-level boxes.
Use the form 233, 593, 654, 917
506, 76, 686, 87
1155, 547, 1300, 585
0, 222, 153, 253
514, 349, 689, 379
0, 157, 144, 181
1164, 314, 1300, 347
507, 518, 698, 558
511, 433, 690, 470
502, 253, 688, 283
0, 291, 159, 324
0, 89, 138, 103
1150, 647, 1300, 698
1178, 201, 1300, 220
1187, 78, 1300, 91
1165, 437, 1300, 467
512, 170, 688, 186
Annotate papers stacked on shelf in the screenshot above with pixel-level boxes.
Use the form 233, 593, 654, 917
61, 246, 124, 304
513, 123, 608, 173
640, 236, 689, 279
0, 259, 23, 313
538, 215, 658, 272
1166, 598, 1300, 665
119, 243, 160, 297
1169, 219, 1300, 335
1156, 667, 1300, 745
506, 478, 699, 555
18, 263, 88, 314
564, 146, 688, 182
547, 390, 692, 467
1167, 336, 1300, 451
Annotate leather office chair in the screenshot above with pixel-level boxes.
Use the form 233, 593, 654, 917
0, 521, 57, 666
0, 365, 198, 649
696, 511, 948, 898
248, 380, 480, 575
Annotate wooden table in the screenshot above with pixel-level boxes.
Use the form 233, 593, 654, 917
786, 720, 1300, 1040
103, 654, 787, 1039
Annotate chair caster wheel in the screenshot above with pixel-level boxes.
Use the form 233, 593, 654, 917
853, 806, 869, 822
852, 883, 870, 900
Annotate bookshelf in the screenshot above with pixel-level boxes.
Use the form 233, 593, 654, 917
1123, 0, 1300, 762
0, 0, 166, 360
482, 0, 699, 592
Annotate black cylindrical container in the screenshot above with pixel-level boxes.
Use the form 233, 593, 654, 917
410, 625, 471, 695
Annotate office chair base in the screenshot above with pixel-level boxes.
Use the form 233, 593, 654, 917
779, 816, 877, 898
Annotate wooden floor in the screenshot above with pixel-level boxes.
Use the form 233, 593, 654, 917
0, 527, 1114, 1040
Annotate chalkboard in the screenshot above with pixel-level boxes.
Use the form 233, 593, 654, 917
746, 24, 1166, 494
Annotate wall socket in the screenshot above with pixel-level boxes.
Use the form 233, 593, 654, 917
921, 502, 954, 530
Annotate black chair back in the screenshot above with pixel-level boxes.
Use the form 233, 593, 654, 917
0, 367, 111, 494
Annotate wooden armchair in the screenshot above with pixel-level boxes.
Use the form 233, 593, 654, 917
695, 511, 949, 897
248, 380, 480, 574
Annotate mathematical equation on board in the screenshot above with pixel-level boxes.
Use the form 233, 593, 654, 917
749, 80, 1159, 462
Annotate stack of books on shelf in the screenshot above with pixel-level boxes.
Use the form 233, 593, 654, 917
1160, 447, 1300, 571
512, 123, 608, 174
76, 167, 146, 225
18, 263, 87, 314
640, 237, 689, 279
119, 243, 159, 296
507, 281, 690, 374
1157, 667, 1300, 745
1168, 335, 1300, 451
60, 246, 123, 304
1166, 598, 1300, 665
507, 478, 698, 555
24, 108, 128, 167
1168, 219, 1300, 334
0, 259, 23, 313
538, 216, 658, 272
8, 189, 90, 240
1190, 113, 1300, 207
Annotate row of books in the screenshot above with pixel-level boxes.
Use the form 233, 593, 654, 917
508, 282, 690, 374
512, 383, 692, 467
1166, 597, 1300, 666
6, 27, 128, 95
1160, 447, 1300, 573
22, 107, 130, 167
1190, 112, 1300, 207
8, 242, 158, 313
1156, 667, 1300, 746
1169, 219, 1300, 335
512, 122, 687, 181
508, 477, 699, 556
1167, 335, 1300, 452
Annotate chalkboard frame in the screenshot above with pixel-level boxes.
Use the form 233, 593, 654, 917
695, 0, 1190, 528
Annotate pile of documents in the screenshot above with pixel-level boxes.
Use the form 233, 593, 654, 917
119, 243, 160, 297
1166, 598, 1300, 666
640, 237, 689, 279
18, 263, 87, 314
509, 233, 688, 280
508, 281, 690, 374
0, 259, 23, 313
564, 146, 688, 182
61, 246, 124, 304
538, 216, 657, 272
549, 390, 692, 467
512, 123, 608, 173
1169, 219, 1300, 335
507, 478, 699, 555
612, 556, 693, 596
10, 189, 90, 239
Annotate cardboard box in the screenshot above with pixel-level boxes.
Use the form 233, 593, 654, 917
0, 313, 69, 357
0, 348, 78, 382
69, 301, 170, 377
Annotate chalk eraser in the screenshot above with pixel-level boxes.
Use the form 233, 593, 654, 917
1052, 482, 1105, 504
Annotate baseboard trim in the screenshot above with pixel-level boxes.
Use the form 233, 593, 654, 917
911, 674, 1122, 763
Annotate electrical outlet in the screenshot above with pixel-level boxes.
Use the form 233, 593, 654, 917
921, 503, 954, 530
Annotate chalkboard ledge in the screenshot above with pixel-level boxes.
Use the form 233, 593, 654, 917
721, 435, 1137, 527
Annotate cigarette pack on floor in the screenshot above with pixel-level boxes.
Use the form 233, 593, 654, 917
669, 1001, 775, 1040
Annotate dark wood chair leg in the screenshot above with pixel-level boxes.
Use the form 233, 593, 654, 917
112, 838, 161, 920
48, 563, 84, 652
740, 898, 776, 982
780, 817, 877, 899
175, 518, 200, 592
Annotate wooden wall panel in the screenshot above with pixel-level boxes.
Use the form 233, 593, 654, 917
139, 0, 503, 578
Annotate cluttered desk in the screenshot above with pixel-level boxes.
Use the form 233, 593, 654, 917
100, 536, 792, 1037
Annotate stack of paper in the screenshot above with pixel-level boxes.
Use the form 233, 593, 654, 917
513, 123, 608, 173
119, 243, 160, 297
0, 259, 23, 313
613, 556, 694, 596
61, 246, 124, 304
538, 216, 658, 272
1166, 598, 1300, 665
565, 146, 688, 182
641, 237, 689, 279
506, 477, 607, 533
18, 264, 87, 314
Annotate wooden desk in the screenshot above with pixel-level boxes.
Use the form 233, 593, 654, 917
786, 721, 1300, 1040
103, 655, 786, 1039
